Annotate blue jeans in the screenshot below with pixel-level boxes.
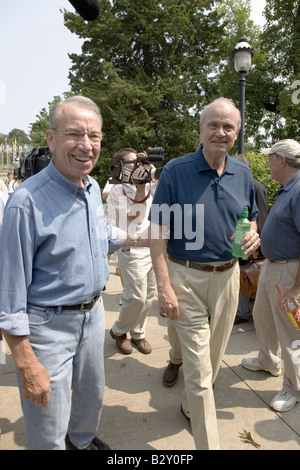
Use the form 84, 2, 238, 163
236, 294, 250, 320
18, 298, 105, 450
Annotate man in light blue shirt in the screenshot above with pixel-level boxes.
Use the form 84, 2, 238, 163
0, 96, 138, 450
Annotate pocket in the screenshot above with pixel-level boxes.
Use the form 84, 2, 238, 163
286, 261, 299, 280
28, 306, 52, 325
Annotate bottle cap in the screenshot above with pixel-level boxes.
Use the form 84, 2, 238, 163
241, 206, 249, 217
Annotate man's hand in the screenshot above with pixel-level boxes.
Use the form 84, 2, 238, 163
2, 332, 51, 408
157, 285, 180, 321
241, 229, 261, 258
277, 285, 300, 312
131, 166, 149, 184
20, 361, 51, 408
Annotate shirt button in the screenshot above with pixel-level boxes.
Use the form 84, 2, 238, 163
94, 254, 97, 258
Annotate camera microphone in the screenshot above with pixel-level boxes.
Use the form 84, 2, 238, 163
68, 0, 100, 21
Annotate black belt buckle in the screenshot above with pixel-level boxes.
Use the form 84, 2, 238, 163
80, 295, 99, 311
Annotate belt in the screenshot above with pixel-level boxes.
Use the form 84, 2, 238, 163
269, 259, 299, 263
168, 256, 236, 272
58, 294, 101, 311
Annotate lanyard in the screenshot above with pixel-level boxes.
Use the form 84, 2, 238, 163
122, 182, 151, 203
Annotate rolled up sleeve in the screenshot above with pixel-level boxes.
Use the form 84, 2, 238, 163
107, 224, 126, 254
0, 205, 33, 336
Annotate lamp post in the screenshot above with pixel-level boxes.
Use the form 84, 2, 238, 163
232, 38, 254, 154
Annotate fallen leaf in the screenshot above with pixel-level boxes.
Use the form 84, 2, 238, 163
239, 429, 261, 449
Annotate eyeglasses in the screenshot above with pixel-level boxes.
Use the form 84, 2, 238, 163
54, 129, 102, 144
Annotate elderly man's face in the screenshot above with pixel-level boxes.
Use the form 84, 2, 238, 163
200, 102, 240, 158
46, 103, 102, 187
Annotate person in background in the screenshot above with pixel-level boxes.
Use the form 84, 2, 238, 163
149, 97, 260, 450
108, 148, 156, 355
233, 154, 269, 324
0, 178, 8, 197
0, 188, 7, 342
102, 178, 115, 201
5, 171, 18, 196
0, 96, 145, 450
242, 139, 300, 412
0, 190, 8, 229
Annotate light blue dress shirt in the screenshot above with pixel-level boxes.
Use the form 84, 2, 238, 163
0, 160, 125, 336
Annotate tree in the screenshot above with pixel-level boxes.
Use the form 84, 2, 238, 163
29, 95, 70, 146
63, 0, 228, 186
214, 0, 300, 148
28, 0, 300, 202
0, 129, 30, 145
260, 0, 300, 141
247, 151, 280, 207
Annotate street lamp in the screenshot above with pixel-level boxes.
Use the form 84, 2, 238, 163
232, 38, 254, 154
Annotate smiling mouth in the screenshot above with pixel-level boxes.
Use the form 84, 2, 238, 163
73, 155, 92, 162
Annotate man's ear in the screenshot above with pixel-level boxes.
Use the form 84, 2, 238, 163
46, 129, 55, 152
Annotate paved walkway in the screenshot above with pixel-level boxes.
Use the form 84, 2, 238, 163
1, 259, 300, 451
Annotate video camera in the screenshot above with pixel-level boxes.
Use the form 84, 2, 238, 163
109, 147, 164, 185
14, 147, 52, 181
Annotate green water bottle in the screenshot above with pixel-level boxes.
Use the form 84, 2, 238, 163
232, 206, 251, 258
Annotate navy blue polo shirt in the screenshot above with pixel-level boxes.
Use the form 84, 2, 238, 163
261, 172, 300, 261
149, 147, 258, 262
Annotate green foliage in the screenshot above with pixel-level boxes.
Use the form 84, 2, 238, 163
0, 129, 31, 146
253, 0, 300, 143
24, 0, 300, 191
29, 96, 64, 147
246, 151, 280, 208
63, 0, 228, 187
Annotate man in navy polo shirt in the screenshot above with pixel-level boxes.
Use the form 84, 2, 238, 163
242, 139, 300, 413
149, 97, 260, 450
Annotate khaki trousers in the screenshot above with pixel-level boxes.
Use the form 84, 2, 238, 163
168, 259, 240, 450
252, 259, 300, 396
113, 247, 156, 339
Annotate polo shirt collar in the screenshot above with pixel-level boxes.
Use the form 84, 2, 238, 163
279, 170, 300, 192
197, 146, 234, 175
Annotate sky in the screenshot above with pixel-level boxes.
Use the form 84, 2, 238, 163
0, 0, 266, 136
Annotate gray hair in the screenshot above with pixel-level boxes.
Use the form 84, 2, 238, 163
49, 95, 103, 131
274, 154, 300, 169
200, 97, 241, 130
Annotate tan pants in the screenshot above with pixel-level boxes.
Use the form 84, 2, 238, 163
253, 259, 300, 396
168, 259, 240, 450
113, 247, 156, 339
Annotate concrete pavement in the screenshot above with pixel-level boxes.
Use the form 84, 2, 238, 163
1, 258, 300, 451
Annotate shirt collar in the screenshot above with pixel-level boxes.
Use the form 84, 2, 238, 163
46, 160, 92, 194
279, 170, 300, 192
197, 146, 234, 175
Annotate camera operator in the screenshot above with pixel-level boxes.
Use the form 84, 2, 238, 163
107, 148, 157, 355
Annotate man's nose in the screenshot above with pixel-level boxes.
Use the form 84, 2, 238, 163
215, 126, 226, 136
78, 133, 93, 149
